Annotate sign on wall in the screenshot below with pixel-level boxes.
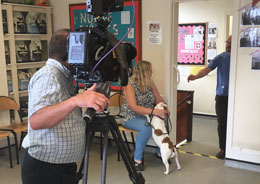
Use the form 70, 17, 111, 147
178, 23, 207, 65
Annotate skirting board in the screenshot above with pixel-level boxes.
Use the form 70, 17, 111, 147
225, 159, 260, 173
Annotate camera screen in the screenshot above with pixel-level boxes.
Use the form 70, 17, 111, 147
68, 32, 87, 65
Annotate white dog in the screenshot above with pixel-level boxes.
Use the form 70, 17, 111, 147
146, 102, 181, 175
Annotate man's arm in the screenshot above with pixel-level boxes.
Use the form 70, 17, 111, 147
187, 66, 211, 82
29, 84, 109, 130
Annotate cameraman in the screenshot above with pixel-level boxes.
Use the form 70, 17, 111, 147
21, 29, 109, 184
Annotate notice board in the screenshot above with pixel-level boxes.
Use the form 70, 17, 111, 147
178, 23, 207, 65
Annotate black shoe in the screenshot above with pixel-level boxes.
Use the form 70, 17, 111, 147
216, 150, 225, 159
134, 160, 144, 171
155, 153, 172, 165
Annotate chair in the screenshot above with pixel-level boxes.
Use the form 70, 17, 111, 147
0, 96, 28, 165
108, 92, 137, 161
0, 131, 13, 168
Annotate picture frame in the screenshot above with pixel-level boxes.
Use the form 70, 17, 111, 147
69, 0, 142, 91
178, 23, 207, 65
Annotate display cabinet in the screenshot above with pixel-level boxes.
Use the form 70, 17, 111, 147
0, 2, 52, 122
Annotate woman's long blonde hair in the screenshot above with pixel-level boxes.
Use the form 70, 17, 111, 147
130, 60, 152, 93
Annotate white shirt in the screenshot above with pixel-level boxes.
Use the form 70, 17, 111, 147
22, 58, 86, 164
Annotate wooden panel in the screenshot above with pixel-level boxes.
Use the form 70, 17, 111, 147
176, 90, 194, 144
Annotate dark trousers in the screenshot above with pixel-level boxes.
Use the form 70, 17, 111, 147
21, 149, 77, 184
215, 95, 228, 151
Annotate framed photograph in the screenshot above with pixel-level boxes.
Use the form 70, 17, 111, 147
252, 51, 260, 70
178, 23, 207, 65
241, 5, 260, 25
240, 27, 260, 47
69, 0, 142, 90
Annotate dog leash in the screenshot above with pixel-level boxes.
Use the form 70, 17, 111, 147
145, 108, 172, 135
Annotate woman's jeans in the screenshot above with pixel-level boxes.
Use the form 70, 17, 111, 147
124, 115, 152, 161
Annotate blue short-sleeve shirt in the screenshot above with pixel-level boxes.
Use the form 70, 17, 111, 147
208, 52, 230, 96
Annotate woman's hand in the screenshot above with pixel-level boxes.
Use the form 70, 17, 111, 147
153, 109, 168, 119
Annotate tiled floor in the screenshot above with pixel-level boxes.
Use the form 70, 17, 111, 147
0, 115, 260, 184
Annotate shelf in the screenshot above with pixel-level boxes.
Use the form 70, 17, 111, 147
14, 34, 49, 40
9, 91, 28, 99
6, 64, 12, 70
4, 34, 10, 40
17, 61, 45, 69
19, 90, 28, 97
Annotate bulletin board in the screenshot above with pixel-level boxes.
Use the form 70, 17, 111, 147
178, 23, 207, 65
69, 0, 142, 90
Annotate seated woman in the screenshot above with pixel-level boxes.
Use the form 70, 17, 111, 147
120, 60, 169, 171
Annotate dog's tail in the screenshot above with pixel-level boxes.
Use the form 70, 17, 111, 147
170, 146, 178, 158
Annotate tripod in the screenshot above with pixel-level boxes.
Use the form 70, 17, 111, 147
76, 114, 145, 184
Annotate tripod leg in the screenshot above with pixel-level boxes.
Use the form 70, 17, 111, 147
122, 131, 131, 152
100, 132, 103, 160
77, 130, 96, 183
108, 116, 145, 184
101, 127, 109, 184
82, 128, 96, 184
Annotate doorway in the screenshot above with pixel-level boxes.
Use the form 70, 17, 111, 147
175, 0, 233, 157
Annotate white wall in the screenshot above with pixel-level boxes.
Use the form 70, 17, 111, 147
142, 0, 178, 144
49, 0, 82, 30
178, 0, 233, 115
226, 0, 260, 165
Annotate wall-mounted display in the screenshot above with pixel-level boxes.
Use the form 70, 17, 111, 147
178, 23, 207, 65
147, 21, 162, 45
207, 23, 217, 63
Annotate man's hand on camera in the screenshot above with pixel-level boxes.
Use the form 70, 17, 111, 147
75, 83, 109, 113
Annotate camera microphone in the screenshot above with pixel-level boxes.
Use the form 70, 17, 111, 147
83, 82, 111, 122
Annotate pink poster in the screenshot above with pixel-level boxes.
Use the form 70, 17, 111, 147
178, 24, 206, 65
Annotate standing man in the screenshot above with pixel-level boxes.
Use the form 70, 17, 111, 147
21, 29, 109, 184
187, 35, 232, 159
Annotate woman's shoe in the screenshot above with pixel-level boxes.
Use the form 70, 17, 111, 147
134, 160, 144, 171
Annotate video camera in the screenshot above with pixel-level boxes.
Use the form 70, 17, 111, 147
68, 0, 137, 87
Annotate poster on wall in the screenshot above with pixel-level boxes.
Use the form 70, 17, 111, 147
178, 23, 207, 65
241, 4, 260, 25
240, 27, 260, 47
252, 51, 260, 69
147, 21, 162, 45
207, 23, 217, 63
69, 0, 142, 90
208, 23, 217, 38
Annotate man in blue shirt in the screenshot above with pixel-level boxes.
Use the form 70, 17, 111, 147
187, 35, 232, 159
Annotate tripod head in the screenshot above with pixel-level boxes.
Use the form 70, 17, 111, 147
83, 82, 111, 122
